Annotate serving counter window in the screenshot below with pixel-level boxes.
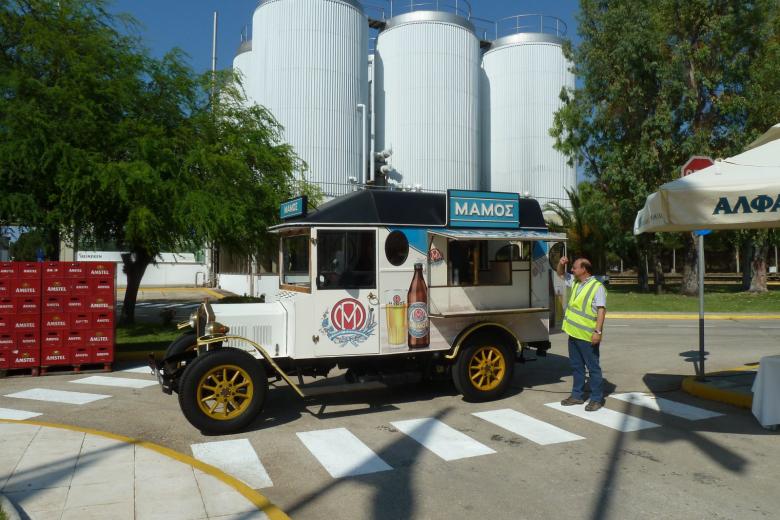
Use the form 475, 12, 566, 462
316, 230, 376, 290
281, 233, 311, 290
447, 240, 512, 286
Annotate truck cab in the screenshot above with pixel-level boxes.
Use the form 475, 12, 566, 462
153, 189, 566, 434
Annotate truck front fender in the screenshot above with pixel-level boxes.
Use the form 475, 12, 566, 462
197, 335, 305, 398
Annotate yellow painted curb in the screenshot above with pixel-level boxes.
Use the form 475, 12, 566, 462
611, 313, 780, 320
117, 287, 226, 299
681, 366, 755, 409
0, 419, 290, 520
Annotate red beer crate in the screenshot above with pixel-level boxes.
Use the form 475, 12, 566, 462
42, 330, 64, 349
13, 278, 41, 298
0, 278, 12, 298
90, 278, 114, 296
17, 297, 40, 315
42, 345, 71, 366
44, 278, 70, 297
13, 315, 38, 333
17, 262, 42, 279
43, 296, 66, 313
0, 349, 9, 369
17, 330, 38, 350
65, 295, 85, 313
0, 332, 14, 350
0, 314, 11, 333
87, 295, 113, 312
72, 346, 91, 364
92, 311, 114, 328
87, 262, 115, 278
72, 279, 91, 295
0, 297, 16, 314
92, 345, 114, 364
65, 330, 86, 349
43, 312, 69, 330
42, 261, 65, 279
0, 262, 16, 279
10, 345, 40, 369
69, 312, 91, 330
64, 262, 86, 278
87, 329, 113, 348
12, 330, 40, 369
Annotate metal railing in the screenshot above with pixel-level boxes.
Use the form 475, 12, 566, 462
496, 14, 567, 39
387, 0, 472, 19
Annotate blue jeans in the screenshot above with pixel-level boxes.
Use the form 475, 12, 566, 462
568, 336, 603, 402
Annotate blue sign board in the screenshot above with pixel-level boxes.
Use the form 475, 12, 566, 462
447, 190, 520, 229
280, 196, 307, 220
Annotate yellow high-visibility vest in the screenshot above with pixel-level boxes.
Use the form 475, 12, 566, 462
561, 277, 604, 341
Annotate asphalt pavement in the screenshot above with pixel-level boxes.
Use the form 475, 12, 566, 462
1, 315, 779, 519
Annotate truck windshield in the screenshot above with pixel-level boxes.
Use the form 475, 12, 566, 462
281, 234, 310, 288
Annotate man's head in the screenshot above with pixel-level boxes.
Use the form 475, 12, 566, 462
571, 257, 593, 282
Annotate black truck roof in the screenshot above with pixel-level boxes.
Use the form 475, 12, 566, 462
270, 190, 548, 230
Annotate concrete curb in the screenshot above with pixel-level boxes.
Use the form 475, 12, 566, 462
0, 493, 22, 520
681, 367, 755, 409
611, 313, 780, 320
0, 419, 291, 520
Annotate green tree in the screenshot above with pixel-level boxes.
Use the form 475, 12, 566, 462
1, 0, 309, 323
551, 0, 778, 295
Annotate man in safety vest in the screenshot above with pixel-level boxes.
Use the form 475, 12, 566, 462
557, 256, 607, 411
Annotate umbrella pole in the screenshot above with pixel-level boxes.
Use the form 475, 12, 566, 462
697, 233, 706, 381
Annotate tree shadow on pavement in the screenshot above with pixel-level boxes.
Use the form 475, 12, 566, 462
587, 370, 772, 520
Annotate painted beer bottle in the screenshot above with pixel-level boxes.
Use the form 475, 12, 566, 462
407, 263, 429, 348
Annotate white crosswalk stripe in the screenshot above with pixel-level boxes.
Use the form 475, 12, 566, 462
297, 428, 392, 478
473, 409, 585, 445
391, 418, 495, 461
70, 375, 158, 389
545, 402, 661, 432
0, 407, 42, 420
610, 392, 724, 420
4, 388, 111, 405
191, 439, 274, 489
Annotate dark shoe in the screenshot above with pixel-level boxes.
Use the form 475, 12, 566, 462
585, 400, 604, 412
561, 396, 585, 406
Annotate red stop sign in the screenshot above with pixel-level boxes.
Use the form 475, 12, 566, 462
680, 155, 714, 177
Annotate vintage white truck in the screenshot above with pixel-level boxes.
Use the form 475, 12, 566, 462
151, 189, 566, 434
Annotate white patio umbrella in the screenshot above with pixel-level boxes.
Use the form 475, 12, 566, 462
634, 124, 780, 378
634, 125, 780, 234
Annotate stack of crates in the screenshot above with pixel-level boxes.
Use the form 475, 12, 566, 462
0, 260, 116, 375
0, 262, 43, 374
41, 262, 116, 373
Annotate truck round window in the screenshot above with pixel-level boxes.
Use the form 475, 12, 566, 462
385, 231, 409, 266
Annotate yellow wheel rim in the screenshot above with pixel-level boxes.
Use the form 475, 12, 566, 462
196, 364, 254, 421
467, 346, 506, 392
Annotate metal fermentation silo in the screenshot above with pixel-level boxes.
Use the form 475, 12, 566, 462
251, 0, 368, 197
481, 18, 576, 207
232, 38, 254, 103
375, 11, 481, 191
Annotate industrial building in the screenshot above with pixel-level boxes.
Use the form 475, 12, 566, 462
232, 0, 576, 203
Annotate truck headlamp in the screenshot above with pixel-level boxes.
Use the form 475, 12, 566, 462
205, 321, 230, 336
177, 312, 197, 330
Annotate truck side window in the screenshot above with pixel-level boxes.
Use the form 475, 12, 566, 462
317, 230, 376, 290
281, 234, 310, 287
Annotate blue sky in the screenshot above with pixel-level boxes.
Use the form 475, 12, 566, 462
110, 0, 581, 74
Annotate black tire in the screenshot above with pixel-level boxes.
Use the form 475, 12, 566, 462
453, 340, 515, 402
178, 348, 267, 434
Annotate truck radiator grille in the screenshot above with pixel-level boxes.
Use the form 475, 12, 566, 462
225, 325, 273, 350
